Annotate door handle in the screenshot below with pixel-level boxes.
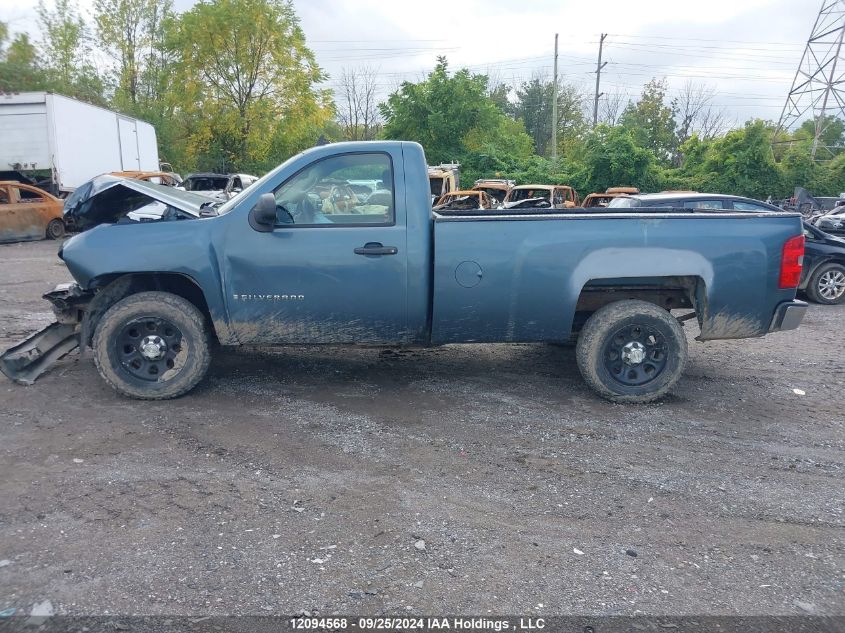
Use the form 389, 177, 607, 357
354, 242, 398, 256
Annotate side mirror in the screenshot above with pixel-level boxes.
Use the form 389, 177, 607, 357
248, 193, 276, 232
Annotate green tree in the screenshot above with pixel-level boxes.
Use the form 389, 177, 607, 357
620, 78, 676, 163
781, 142, 819, 192
94, 0, 172, 107
796, 115, 845, 157
682, 120, 783, 198
580, 125, 655, 192
804, 151, 845, 196
487, 82, 512, 116
463, 116, 534, 160
380, 57, 533, 165
512, 77, 586, 157
36, 0, 104, 102
166, 0, 330, 170
0, 22, 46, 92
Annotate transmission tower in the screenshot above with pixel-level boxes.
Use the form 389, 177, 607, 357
776, 0, 845, 159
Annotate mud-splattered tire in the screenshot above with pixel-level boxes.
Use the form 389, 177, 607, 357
805, 262, 845, 305
46, 218, 65, 240
93, 291, 210, 400
576, 300, 687, 404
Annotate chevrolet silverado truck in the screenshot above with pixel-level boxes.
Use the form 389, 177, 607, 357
0, 141, 807, 403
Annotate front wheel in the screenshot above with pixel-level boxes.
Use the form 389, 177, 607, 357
576, 300, 688, 403
806, 262, 845, 305
93, 291, 211, 399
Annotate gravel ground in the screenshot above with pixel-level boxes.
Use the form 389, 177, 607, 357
0, 239, 843, 617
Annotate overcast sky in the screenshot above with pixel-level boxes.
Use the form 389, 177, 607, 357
0, 0, 822, 126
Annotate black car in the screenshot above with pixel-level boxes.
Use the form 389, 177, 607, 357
801, 222, 845, 304
609, 193, 845, 305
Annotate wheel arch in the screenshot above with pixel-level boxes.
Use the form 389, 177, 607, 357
573, 275, 704, 335
81, 272, 217, 347
800, 255, 845, 290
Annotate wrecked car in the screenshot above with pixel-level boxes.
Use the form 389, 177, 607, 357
110, 171, 183, 187
428, 164, 460, 204
433, 190, 497, 211
63, 175, 219, 232
0, 180, 65, 243
503, 184, 579, 209
0, 141, 808, 404
582, 187, 640, 209
812, 207, 845, 236
181, 173, 258, 201
471, 179, 514, 204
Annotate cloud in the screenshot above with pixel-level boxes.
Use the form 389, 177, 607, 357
1, 0, 818, 124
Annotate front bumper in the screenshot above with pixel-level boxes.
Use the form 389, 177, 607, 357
0, 283, 90, 385
768, 299, 808, 333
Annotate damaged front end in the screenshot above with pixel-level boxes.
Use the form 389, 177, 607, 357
0, 283, 92, 385
2, 176, 220, 386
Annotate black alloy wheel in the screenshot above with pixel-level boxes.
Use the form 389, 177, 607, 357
601, 323, 669, 387
117, 317, 185, 381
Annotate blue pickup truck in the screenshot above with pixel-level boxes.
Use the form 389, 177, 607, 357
0, 141, 807, 403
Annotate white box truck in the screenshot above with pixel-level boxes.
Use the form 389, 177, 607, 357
0, 92, 159, 195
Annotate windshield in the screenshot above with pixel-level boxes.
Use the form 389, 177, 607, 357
429, 177, 444, 196
475, 187, 507, 203
184, 176, 229, 191
509, 188, 550, 202
607, 197, 639, 208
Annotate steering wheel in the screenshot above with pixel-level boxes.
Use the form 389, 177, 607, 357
329, 185, 356, 212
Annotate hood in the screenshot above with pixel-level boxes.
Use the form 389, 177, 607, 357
63, 175, 218, 231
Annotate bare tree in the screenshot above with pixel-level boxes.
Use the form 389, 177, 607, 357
336, 65, 380, 141
697, 106, 729, 141
675, 81, 727, 143
599, 90, 628, 126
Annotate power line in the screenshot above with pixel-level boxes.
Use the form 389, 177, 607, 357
776, 0, 845, 160
603, 33, 806, 47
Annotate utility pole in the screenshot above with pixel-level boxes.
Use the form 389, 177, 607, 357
551, 33, 558, 163
592, 33, 607, 128
775, 0, 845, 160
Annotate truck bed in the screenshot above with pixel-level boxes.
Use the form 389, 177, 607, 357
430, 210, 802, 344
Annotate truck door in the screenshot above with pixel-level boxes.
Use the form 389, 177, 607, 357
117, 117, 141, 170
221, 150, 410, 345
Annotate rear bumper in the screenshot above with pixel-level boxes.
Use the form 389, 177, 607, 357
768, 299, 808, 333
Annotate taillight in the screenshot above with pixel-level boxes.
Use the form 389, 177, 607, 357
779, 234, 804, 289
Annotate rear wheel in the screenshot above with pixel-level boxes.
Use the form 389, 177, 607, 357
806, 262, 845, 304
576, 300, 687, 403
46, 218, 65, 240
93, 291, 210, 399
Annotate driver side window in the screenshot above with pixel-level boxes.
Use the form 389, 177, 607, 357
272, 153, 394, 227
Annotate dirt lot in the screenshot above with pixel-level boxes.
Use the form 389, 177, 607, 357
0, 239, 843, 617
